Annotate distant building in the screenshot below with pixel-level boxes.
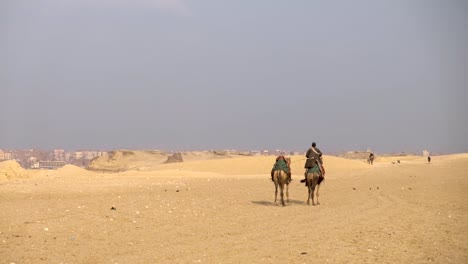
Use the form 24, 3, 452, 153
27, 156, 38, 168
65, 152, 72, 162
53, 149, 65, 161
39, 161, 66, 169
422, 150, 430, 157
72, 151, 106, 160
4, 152, 13, 160
74, 151, 84, 159
0, 149, 4, 160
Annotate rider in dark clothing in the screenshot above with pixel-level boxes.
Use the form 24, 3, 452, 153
301, 142, 323, 184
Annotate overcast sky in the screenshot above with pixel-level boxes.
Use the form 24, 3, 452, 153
1, 0, 467, 153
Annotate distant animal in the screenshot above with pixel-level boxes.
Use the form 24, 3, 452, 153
272, 158, 290, 206
305, 168, 323, 206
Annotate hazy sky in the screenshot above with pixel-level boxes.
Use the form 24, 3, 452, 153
1, 0, 467, 153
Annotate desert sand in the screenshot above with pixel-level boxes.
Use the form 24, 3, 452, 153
0, 152, 467, 263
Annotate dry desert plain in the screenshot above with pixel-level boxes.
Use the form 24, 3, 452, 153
0, 152, 467, 263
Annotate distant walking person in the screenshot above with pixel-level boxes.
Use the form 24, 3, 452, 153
301, 142, 324, 184
368, 153, 375, 165
428, 156, 431, 163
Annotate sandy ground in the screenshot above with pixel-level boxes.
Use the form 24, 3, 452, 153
0, 154, 467, 263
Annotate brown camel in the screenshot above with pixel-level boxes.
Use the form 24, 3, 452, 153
306, 170, 322, 206
272, 158, 290, 206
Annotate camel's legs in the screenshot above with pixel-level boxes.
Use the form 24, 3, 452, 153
316, 183, 320, 205
286, 183, 289, 204
279, 184, 285, 206
311, 184, 316, 206
274, 182, 278, 205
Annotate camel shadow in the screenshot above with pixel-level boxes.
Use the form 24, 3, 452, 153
251, 201, 275, 206
251, 199, 306, 206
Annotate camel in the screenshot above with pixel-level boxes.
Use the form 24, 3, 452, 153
306, 169, 322, 206
367, 153, 375, 165
272, 157, 290, 206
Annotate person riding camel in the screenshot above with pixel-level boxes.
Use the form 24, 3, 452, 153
271, 155, 291, 183
301, 142, 324, 185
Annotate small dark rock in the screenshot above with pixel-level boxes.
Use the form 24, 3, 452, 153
301, 252, 307, 255
352, 188, 356, 190
110, 207, 116, 210
176, 190, 179, 192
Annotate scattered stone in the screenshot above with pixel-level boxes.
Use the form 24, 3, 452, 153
301, 252, 307, 255
352, 188, 356, 190
176, 190, 180, 192
408, 187, 412, 190
110, 207, 116, 210
165, 153, 183, 163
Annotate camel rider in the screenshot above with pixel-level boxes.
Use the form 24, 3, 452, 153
301, 142, 324, 184
271, 156, 291, 182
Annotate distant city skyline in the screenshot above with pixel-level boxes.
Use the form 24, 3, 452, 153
1, 1, 467, 154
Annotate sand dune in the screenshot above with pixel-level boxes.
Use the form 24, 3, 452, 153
88, 150, 170, 172
0, 154, 467, 263
88, 150, 372, 176
0, 160, 28, 181
155, 155, 370, 177
88, 150, 242, 172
